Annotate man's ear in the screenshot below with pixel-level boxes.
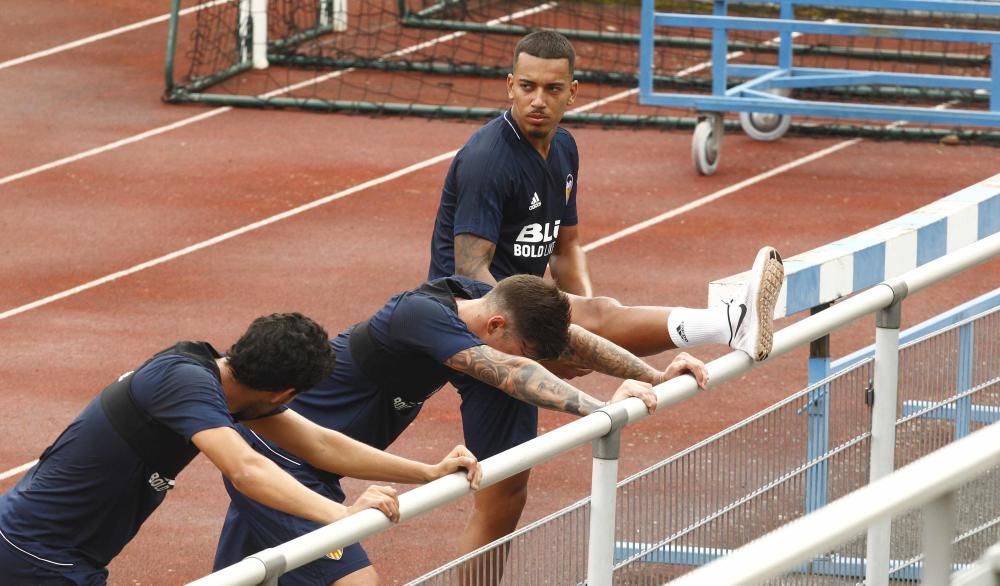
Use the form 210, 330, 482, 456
568, 79, 579, 105
486, 315, 507, 336
271, 388, 298, 405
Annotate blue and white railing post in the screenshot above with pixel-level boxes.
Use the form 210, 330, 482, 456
710, 171, 1000, 521
587, 403, 629, 586
805, 303, 832, 514
955, 322, 975, 440
865, 281, 907, 586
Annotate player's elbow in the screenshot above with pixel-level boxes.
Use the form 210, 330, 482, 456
223, 456, 269, 494
453, 260, 492, 282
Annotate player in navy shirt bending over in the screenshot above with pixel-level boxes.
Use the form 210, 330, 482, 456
428, 30, 785, 561
0, 313, 480, 586
214, 275, 709, 585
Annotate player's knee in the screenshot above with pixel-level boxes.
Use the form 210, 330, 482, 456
486, 490, 528, 519
474, 478, 528, 520
496, 485, 528, 515
572, 295, 623, 331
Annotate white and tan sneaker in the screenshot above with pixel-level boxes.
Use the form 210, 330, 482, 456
729, 246, 784, 362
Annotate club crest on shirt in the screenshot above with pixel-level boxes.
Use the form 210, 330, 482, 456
565, 174, 574, 203
326, 549, 344, 560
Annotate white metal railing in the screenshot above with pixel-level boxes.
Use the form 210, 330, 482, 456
406, 305, 997, 585
952, 543, 1000, 586
191, 232, 1000, 586
665, 421, 1000, 586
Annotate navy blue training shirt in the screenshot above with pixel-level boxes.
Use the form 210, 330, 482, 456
0, 352, 235, 570
428, 111, 579, 281
243, 276, 489, 490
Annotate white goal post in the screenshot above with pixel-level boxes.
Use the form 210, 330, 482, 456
238, 0, 348, 69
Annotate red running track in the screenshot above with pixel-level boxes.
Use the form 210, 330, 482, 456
1, 1, 998, 583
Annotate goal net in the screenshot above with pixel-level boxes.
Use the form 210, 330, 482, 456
163, 0, 1000, 140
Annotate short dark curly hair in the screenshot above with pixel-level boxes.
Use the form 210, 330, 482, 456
489, 275, 572, 361
227, 312, 335, 393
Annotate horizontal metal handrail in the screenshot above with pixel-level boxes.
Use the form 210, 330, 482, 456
190, 232, 1000, 586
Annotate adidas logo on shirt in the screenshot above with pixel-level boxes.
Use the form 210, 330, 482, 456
528, 192, 541, 211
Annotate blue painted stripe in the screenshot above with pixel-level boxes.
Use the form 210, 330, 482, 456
979, 195, 1000, 239
786, 266, 820, 315
917, 218, 947, 265
852, 242, 886, 290
708, 183, 998, 317
900, 401, 1000, 425
614, 543, 967, 579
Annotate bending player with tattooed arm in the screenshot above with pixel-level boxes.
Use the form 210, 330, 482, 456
214, 274, 709, 585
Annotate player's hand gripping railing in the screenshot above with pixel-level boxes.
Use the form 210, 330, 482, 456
190, 232, 1000, 586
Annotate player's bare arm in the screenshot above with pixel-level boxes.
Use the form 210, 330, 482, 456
561, 325, 663, 382
246, 410, 481, 488
445, 345, 657, 415
445, 344, 599, 414
548, 224, 593, 296
561, 325, 709, 388
454, 234, 498, 286
192, 426, 357, 525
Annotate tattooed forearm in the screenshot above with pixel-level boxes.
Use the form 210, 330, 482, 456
446, 345, 606, 415
564, 325, 663, 383
454, 235, 497, 285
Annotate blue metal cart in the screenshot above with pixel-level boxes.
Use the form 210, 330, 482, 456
638, 0, 1000, 175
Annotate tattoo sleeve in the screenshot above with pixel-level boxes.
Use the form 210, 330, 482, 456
454, 234, 498, 285
445, 345, 606, 416
562, 325, 663, 384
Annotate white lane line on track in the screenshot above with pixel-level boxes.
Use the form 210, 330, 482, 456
0, 149, 458, 323
0, 12, 850, 480
0, 460, 37, 481
583, 138, 862, 252
0, 3, 555, 188
0, 0, 232, 72
0, 108, 233, 187
0, 1, 562, 480
0, 110, 866, 323
0, 132, 864, 481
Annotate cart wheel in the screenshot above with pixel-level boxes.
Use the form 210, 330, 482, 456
692, 119, 720, 176
739, 110, 791, 141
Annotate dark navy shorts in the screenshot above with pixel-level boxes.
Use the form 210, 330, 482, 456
454, 374, 538, 459
214, 475, 371, 586
0, 532, 108, 585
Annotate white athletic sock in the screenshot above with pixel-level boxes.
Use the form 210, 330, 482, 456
667, 305, 740, 348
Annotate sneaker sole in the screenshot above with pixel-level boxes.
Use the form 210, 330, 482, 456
749, 246, 784, 361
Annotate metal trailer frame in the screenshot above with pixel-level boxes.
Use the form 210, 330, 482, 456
637, 0, 1000, 175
